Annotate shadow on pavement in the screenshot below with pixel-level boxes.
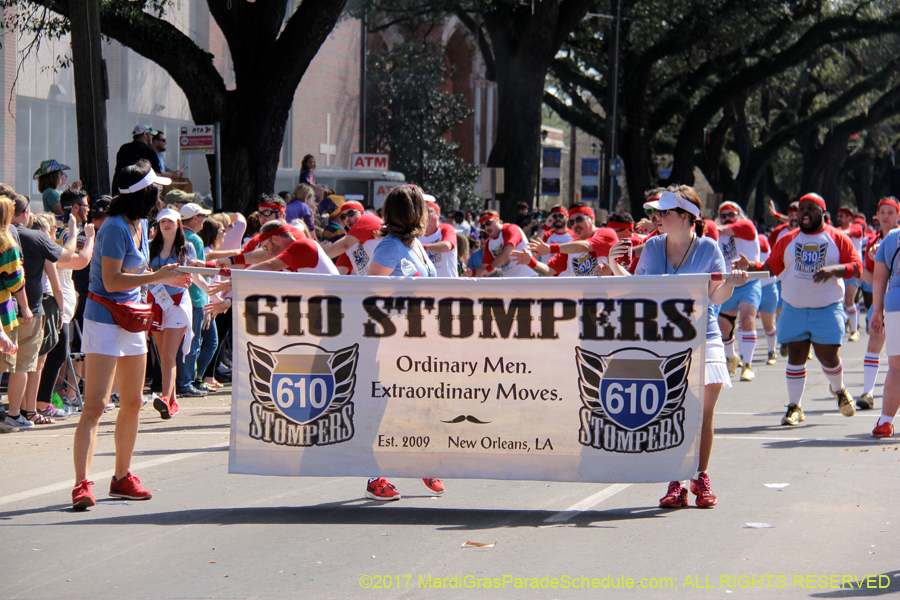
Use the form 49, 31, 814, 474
21, 504, 668, 530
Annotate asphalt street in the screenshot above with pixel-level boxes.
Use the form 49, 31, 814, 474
1, 329, 899, 600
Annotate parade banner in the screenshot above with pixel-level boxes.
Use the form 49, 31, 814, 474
228, 272, 709, 483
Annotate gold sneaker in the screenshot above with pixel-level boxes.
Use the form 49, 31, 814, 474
831, 387, 856, 417
727, 355, 740, 377
740, 363, 755, 382
856, 393, 875, 410
781, 404, 805, 426
766, 351, 777, 365
849, 331, 860, 342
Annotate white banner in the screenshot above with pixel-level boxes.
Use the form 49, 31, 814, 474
228, 273, 709, 483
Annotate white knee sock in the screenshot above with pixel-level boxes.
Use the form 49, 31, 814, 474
863, 352, 881, 396
822, 360, 844, 392
786, 363, 807, 406
765, 328, 777, 353
848, 304, 859, 333
740, 331, 758, 366
724, 336, 735, 360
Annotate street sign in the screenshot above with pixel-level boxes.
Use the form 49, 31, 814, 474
180, 125, 215, 155
351, 153, 389, 170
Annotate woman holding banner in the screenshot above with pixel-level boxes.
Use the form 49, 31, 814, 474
71, 160, 191, 510
609, 185, 747, 508
364, 184, 444, 500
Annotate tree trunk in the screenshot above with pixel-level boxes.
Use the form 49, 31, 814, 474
69, 0, 110, 199
486, 56, 548, 222
803, 136, 851, 214
619, 131, 652, 217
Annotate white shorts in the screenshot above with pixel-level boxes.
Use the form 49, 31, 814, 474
885, 312, 900, 356
82, 319, 147, 357
159, 292, 192, 330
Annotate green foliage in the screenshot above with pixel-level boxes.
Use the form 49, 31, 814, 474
366, 41, 479, 212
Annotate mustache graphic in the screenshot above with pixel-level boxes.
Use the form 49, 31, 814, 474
441, 415, 491, 424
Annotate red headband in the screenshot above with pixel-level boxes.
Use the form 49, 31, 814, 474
427, 201, 440, 215
569, 206, 594, 219
798, 193, 826, 212
787, 207, 798, 214
258, 202, 284, 212
608, 221, 634, 231
718, 202, 740, 214
479, 214, 499, 226
339, 202, 364, 215
837, 208, 853, 217
550, 207, 568, 217
258, 225, 302, 244
879, 198, 900, 212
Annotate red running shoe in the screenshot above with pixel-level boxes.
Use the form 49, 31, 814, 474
659, 481, 688, 508
365, 477, 400, 501
690, 472, 718, 508
422, 478, 445, 495
873, 421, 894, 438
167, 397, 179, 417
109, 471, 153, 500
72, 480, 95, 511
154, 395, 172, 419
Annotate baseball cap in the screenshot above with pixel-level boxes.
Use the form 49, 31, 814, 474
165, 189, 196, 205
133, 124, 158, 137
156, 207, 182, 222
179, 202, 211, 219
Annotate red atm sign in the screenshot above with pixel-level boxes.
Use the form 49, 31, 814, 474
351, 153, 389, 170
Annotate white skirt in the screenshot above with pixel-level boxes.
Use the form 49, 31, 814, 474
157, 292, 194, 356
82, 319, 147, 357
706, 361, 732, 388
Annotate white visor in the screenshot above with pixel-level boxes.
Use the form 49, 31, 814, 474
643, 190, 701, 218
155, 207, 182, 222
118, 170, 172, 195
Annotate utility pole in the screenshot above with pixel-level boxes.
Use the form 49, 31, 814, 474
69, 0, 110, 200
607, 0, 622, 214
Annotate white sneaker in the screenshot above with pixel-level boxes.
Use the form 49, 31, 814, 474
6, 414, 34, 430
0, 418, 19, 433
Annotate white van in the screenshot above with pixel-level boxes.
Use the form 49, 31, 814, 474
274, 166, 406, 210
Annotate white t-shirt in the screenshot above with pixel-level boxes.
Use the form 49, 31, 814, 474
419, 223, 458, 277
484, 223, 536, 277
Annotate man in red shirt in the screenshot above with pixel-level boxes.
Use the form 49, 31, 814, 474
215, 196, 289, 268
323, 202, 383, 275
513, 205, 616, 276
470, 211, 535, 277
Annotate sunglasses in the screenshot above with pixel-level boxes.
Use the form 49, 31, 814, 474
644, 208, 670, 217
341, 210, 359, 219
550, 213, 565, 219
259, 209, 280, 217
567, 215, 591, 227
478, 232, 489, 240
720, 211, 738, 219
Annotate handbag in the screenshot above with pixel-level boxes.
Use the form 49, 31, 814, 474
88, 292, 154, 333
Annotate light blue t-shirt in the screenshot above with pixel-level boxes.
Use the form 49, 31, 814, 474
150, 243, 196, 297
875, 228, 900, 312
84, 215, 149, 325
371, 235, 436, 277
635, 234, 726, 340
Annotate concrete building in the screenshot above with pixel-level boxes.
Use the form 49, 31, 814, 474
0, 2, 362, 204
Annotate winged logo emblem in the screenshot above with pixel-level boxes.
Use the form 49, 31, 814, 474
576, 347, 691, 432
248, 342, 358, 425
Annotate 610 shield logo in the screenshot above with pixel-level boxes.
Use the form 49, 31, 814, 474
576, 347, 690, 453
247, 342, 358, 447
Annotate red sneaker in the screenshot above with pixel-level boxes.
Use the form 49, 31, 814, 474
167, 397, 179, 417
659, 481, 688, 508
109, 471, 153, 500
154, 396, 172, 419
72, 480, 95, 511
365, 477, 400, 501
422, 478, 445, 495
690, 472, 718, 508
873, 421, 894, 438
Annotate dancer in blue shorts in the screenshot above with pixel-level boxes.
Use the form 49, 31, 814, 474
735, 194, 862, 426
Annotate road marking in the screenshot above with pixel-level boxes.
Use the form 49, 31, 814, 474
0, 443, 226, 507
543, 484, 631, 523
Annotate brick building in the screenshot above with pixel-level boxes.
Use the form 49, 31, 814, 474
0, 2, 362, 203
